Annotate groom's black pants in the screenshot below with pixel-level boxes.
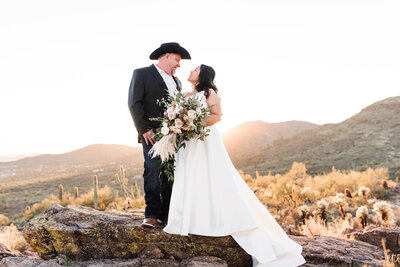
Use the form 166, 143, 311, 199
141, 136, 173, 219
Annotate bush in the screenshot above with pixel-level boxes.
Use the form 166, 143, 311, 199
0, 214, 10, 226
0, 224, 28, 252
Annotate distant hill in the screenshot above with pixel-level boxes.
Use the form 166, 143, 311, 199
235, 96, 400, 178
223, 120, 318, 162
2, 96, 399, 179
0, 153, 39, 162
0, 144, 142, 168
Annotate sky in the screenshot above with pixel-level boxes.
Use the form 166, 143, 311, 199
0, 0, 399, 156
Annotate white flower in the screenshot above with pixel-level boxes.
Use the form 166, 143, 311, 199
174, 118, 183, 128
162, 121, 168, 128
168, 111, 176, 120
196, 107, 202, 115
187, 110, 196, 120
161, 127, 169, 135
175, 104, 182, 114
167, 106, 174, 114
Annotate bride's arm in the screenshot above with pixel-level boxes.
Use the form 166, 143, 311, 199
204, 89, 222, 127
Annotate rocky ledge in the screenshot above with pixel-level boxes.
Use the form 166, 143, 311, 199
19, 205, 386, 266
345, 226, 400, 255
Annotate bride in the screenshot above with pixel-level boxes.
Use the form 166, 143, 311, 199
162, 64, 306, 267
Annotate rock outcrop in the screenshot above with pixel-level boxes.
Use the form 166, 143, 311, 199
23, 205, 249, 266
292, 235, 384, 266
0, 256, 228, 267
22, 205, 386, 266
345, 226, 400, 254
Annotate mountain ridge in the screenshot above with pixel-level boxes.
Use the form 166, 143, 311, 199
235, 96, 400, 178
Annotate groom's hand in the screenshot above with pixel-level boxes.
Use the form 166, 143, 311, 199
142, 130, 155, 145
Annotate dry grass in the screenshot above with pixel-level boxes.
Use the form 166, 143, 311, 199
0, 214, 10, 226
299, 216, 353, 237
241, 162, 399, 231
24, 181, 146, 219
0, 224, 28, 252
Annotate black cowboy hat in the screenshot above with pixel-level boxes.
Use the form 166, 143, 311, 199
149, 42, 191, 60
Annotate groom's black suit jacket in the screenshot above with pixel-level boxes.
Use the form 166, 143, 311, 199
128, 64, 182, 143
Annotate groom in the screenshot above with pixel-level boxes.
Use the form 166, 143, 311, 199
128, 42, 191, 228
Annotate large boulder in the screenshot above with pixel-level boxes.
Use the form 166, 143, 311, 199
345, 226, 400, 254
0, 256, 228, 267
292, 235, 384, 266
23, 205, 386, 266
23, 205, 249, 266
0, 256, 61, 267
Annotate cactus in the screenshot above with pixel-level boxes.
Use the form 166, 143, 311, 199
115, 174, 121, 183
93, 175, 99, 209
373, 201, 393, 222
59, 184, 64, 200
356, 206, 369, 228
344, 188, 352, 198
381, 180, 389, 190
358, 186, 370, 197
116, 166, 128, 198
121, 166, 128, 198
316, 199, 329, 224
334, 193, 347, 219
74, 186, 79, 198
297, 205, 308, 224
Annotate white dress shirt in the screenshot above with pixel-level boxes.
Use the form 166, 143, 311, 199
154, 64, 178, 96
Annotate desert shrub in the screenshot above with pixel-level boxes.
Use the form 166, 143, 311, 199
241, 162, 398, 229
75, 186, 114, 210
0, 214, 10, 226
299, 215, 353, 237
0, 224, 28, 252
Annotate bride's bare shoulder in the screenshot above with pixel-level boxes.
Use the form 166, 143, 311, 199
207, 89, 220, 100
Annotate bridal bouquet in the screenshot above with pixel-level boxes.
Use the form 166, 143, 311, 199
149, 92, 211, 181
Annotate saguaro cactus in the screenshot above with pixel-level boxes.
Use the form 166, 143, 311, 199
120, 166, 128, 198
74, 186, 79, 198
116, 166, 128, 198
93, 175, 99, 209
59, 184, 64, 201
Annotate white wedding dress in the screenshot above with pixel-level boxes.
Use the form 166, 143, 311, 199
163, 91, 306, 267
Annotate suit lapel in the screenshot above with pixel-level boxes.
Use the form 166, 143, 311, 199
172, 76, 182, 92
149, 64, 168, 92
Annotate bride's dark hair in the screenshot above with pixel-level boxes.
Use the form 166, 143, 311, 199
195, 64, 218, 98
